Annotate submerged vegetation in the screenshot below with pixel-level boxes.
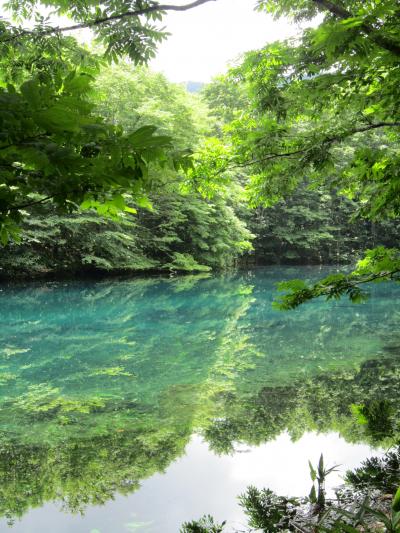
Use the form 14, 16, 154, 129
1, 272, 400, 529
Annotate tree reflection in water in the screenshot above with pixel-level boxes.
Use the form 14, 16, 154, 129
0, 268, 399, 524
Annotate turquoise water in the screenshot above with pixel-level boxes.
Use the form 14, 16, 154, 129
0, 267, 399, 531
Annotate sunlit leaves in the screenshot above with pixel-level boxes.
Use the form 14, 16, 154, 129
0, 62, 178, 242
354, 246, 400, 278
273, 247, 400, 309
4, 0, 172, 65
186, 138, 233, 198
210, 0, 400, 225
198, 0, 400, 307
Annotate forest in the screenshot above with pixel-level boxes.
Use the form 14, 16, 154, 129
0, 0, 400, 532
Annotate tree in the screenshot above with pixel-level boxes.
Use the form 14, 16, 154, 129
0, 65, 253, 277
0, 0, 215, 244
3, 0, 216, 63
0, 33, 180, 244
202, 74, 400, 268
198, 0, 400, 306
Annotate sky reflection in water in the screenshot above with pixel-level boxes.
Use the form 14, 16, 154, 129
1, 433, 380, 533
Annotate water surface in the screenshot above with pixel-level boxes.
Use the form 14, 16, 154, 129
0, 267, 399, 531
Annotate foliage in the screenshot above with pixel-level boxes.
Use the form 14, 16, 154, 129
0, 64, 253, 277
308, 454, 338, 509
180, 515, 226, 533
0, 190, 252, 278
0, 210, 158, 278
0, 37, 182, 244
4, 0, 214, 64
202, 60, 400, 271
274, 247, 400, 309
198, 0, 400, 304
239, 486, 299, 532
0, 1, 214, 244
186, 454, 400, 532
2, 1, 399, 274
201, 75, 249, 133
241, 185, 399, 266
241, 0, 400, 217
1, 0, 400, 530
346, 446, 400, 494
94, 65, 210, 149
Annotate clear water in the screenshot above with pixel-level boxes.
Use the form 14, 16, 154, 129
0, 266, 399, 531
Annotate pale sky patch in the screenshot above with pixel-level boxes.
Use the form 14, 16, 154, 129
150, 0, 311, 82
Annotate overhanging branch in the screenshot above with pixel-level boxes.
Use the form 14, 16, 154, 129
8, 195, 55, 211
312, 0, 400, 57
219, 121, 400, 173
275, 268, 400, 309
1, 0, 217, 42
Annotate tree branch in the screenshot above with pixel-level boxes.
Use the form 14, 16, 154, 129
324, 121, 400, 144
314, 269, 400, 299
7, 195, 55, 211
275, 267, 400, 309
312, 0, 400, 57
220, 121, 400, 173
1, 0, 217, 42
0, 134, 50, 152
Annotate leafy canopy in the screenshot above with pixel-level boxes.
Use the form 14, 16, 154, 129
0, 1, 213, 243
197, 0, 400, 305
3, 0, 215, 63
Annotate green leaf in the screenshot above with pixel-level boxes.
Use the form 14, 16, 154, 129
127, 126, 171, 149
33, 105, 80, 133
0, 227, 9, 246
309, 484, 317, 503
363, 104, 380, 116
340, 16, 364, 28
124, 206, 137, 214
318, 454, 324, 477
393, 487, 400, 512
309, 460, 317, 482
20, 80, 41, 109
135, 197, 153, 210
63, 72, 93, 94
111, 194, 126, 210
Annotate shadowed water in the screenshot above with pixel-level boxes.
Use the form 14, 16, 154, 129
0, 266, 399, 531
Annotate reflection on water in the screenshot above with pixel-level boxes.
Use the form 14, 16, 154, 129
0, 267, 399, 531
2, 433, 380, 533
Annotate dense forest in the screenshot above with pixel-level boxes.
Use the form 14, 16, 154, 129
0, 0, 399, 284
0, 69, 396, 279
0, 62, 399, 280
1, 0, 400, 532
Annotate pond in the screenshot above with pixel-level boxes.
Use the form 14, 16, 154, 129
0, 266, 399, 532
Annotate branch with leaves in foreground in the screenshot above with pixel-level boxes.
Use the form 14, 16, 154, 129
273, 247, 400, 310
312, 0, 400, 57
214, 121, 400, 175
1, 0, 216, 42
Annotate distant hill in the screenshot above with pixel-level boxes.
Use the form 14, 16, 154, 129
185, 81, 205, 93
